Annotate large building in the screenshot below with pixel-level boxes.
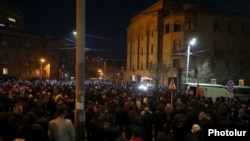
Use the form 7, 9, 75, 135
124, 0, 250, 87
0, 0, 75, 79
0, 0, 24, 30
0, 0, 124, 81
0, 28, 75, 79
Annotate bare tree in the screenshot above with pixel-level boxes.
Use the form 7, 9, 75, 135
148, 61, 173, 86
189, 59, 213, 83
213, 60, 248, 84
189, 59, 248, 84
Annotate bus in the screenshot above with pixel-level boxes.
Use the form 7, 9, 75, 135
227, 85, 250, 102
183, 83, 228, 102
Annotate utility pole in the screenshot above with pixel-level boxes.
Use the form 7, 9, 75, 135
75, 0, 85, 141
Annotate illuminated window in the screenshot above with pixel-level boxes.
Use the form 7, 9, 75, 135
3, 68, 8, 75
8, 17, 16, 22
211, 79, 217, 84
2, 41, 7, 46
239, 79, 244, 86
132, 75, 136, 81
36, 69, 40, 77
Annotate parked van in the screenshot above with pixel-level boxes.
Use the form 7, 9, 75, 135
183, 83, 228, 102
227, 85, 250, 102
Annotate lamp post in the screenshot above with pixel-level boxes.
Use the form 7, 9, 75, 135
186, 38, 196, 83
40, 58, 45, 79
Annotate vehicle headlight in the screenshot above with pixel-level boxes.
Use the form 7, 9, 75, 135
138, 84, 148, 91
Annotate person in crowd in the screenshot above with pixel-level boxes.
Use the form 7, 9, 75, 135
157, 125, 176, 141
184, 124, 203, 141
2, 78, 250, 141
153, 104, 167, 141
48, 104, 75, 141
2, 102, 24, 141
101, 111, 122, 141
125, 116, 144, 141
172, 113, 189, 141
15, 111, 47, 141
129, 126, 144, 141
88, 104, 106, 141
140, 107, 154, 141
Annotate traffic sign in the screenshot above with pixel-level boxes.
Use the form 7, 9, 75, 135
168, 77, 177, 92
227, 80, 234, 92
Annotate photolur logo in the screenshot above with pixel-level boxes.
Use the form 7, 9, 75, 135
208, 129, 247, 136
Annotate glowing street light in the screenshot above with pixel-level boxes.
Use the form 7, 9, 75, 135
40, 58, 45, 79
73, 31, 77, 36
186, 38, 196, 83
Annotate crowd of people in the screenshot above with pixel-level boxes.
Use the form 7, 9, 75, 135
0, 78, 250, 141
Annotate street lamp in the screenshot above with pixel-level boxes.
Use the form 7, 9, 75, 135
186, 38, 196, 83
40, 58, 45, 79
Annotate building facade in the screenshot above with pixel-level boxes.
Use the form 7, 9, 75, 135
0, 0, 124, 81
0, 0, 24, 30
0, 28, 76, 80
0, 0, 76, 80
124, 0, 250, 87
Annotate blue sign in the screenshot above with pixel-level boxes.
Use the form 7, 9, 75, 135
227, 80, 234, 92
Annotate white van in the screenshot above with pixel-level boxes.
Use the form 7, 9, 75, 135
183, 83, 228, 102
228, 85, 250, 102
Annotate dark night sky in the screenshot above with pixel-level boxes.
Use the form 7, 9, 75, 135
8, 0, 250, 60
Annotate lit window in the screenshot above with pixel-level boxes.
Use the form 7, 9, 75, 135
36, 69, 40, 77
211, 79, 217, 84
132, 75, 136, 81
8, 17, 16, 22
239, 79, 244, 86
3, 68, 8, 75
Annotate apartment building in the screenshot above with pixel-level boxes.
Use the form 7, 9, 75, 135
0, 0, 75, 79
124, 0, 250, 86
0, 0, 124, 81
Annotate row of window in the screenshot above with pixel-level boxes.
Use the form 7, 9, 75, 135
131, 55, 247, 70
165, 21, 196, 33
173, 40, 249, 53
164, 21, 249, 34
